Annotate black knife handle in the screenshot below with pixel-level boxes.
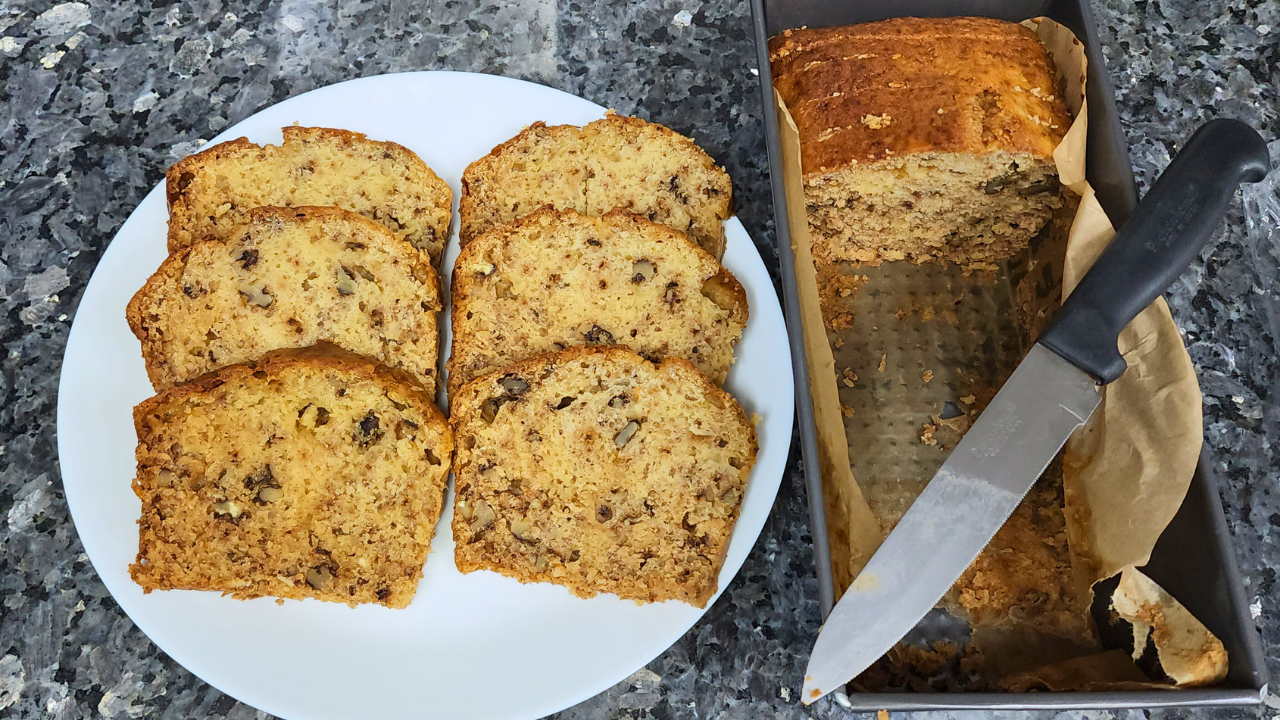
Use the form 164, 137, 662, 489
1039, 119, 1271, 384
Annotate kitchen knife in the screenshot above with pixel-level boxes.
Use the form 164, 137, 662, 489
802, 118, 1271, 705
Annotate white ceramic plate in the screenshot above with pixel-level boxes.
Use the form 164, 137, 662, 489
57, 71, 794, 720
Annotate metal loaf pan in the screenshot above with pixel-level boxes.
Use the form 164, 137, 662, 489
748, 0, 1268, 709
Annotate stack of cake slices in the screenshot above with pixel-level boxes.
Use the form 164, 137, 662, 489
448, 113, 756, 607
128, 128, 454, 608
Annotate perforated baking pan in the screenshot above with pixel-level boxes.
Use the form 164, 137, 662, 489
749, 0, 1268, 709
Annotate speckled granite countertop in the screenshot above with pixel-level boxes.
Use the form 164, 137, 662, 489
1, 0, 1277, 718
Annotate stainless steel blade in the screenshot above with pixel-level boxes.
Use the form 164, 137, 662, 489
801, 343, 1102, 704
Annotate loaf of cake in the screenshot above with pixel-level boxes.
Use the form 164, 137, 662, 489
447, 207, 748, 397
128, 206, 442, 395
769, 17, 1071, 265
166, 126, 453, 265
459, 113, 733, 258
450, 346, 758, 607
129, 344, 453, 608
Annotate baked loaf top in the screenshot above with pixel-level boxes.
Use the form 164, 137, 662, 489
459, 113, 733, 258
450, 346, 758, 607
447, 207, 748, 398
768, 17, 1071, 177
166, 126, 453, 265
129, 344, 453, 608
128, 206, 442, 395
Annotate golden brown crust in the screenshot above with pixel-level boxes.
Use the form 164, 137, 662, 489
449, 346, 757, 607
165, 126, 453, 265
446, 206, 748, 398
128, 205, 442, 393
132, 342, 440, 424
769, 17, 1071, 175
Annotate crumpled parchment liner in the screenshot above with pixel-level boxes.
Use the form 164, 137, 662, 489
773, 16, 1227, 688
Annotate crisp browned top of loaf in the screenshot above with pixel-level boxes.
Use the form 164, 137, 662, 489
450, 346, 758, 607
128, 206, 442, 394
130, 343, 453, 609
459, 113, 733, 258
768, 17, 1071, 177
447, 207, 747, 398
166, 126, 453, 265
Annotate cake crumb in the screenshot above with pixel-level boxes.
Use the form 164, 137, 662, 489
841, 367, 858, 387
860, 113, 893, 129
840, 403, 856, 418
919, 422, 938, 446
922, 369, 934, 383
833, 337, 845, 349
751, 413, 763, 426
960, 394, 976, 404
878, 354, 887, 373
878, 711, 890, 720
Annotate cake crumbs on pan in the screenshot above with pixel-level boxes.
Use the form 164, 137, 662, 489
960, 394, 976, 404
841, 367, 858, 387
878, 354, 887, 373
860, 113, 893, 129
840, 403, 857, 418
833, 337, 845, 349
922, 369, 934, 383
919, 421, 938, 446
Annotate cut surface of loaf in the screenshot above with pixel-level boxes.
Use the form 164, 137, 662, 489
130, 345, 453, 609
448, 207, 748, 398
166, 126, 453, 265
450, 347, 758, 607
128, 206, 442, 395
459, 113, 733, 258
769, 17, 1071, 265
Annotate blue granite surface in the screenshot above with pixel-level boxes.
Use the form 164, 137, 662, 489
0, 0, 1276, 718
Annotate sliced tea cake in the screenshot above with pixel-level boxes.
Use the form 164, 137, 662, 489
450, 346, 758, 607
459, 113, 733, 258
447, 207, 748, 398
166, 126, 453, 265
128, 206, 442, 395
129, 344, 453, 608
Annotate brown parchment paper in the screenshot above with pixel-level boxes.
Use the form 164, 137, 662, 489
1112, 568, 1229, 686
775, 17, 1226, 687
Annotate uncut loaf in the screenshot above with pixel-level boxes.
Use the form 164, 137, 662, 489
459, 113, 733, 258
450, 347, 758, 607
769, 17, 1071, 266
128, 206, 442, 396
166, 126, 453, 266
129, 345, 453, 608
447, 207, 747, 398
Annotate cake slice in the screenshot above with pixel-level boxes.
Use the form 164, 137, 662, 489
447, 207, 748, 398
128, 206, 442, 395
166, 126, 453, 265
769, 17, 1071, 265
129, 344, 453, 608
450, 346, 758, 607
459, 113, 733, 258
